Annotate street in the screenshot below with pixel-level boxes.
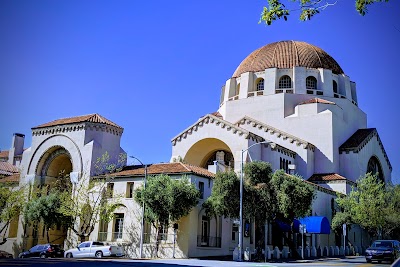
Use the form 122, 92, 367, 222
0, 257, 394, 267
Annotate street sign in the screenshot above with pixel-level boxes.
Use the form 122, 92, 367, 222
299, 224, 307, 234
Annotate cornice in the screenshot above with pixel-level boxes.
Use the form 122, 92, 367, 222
32, 122, 123, 137
171, 114, 264, 146
236, 116, 315, 151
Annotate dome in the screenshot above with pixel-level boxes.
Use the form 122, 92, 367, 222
232, 41, 344, 77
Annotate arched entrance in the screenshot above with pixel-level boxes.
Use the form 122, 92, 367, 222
184, 138, 235, 171
27, 146, 73, 248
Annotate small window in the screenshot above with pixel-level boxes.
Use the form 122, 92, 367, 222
236, 83, 240, 95
126, 182, 134, 198
199, 181, 204, 199
333, 80, 338, 93
278, 75, 292, 89
160, 225, 168, 241
306, 76, 317, 90
256, 79, 264, 91
107, 183, 114, 198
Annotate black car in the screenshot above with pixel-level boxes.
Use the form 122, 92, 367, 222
19, 244, 64, 258
365, 240, 400, 263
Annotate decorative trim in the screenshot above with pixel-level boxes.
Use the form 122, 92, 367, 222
32, 122, 123, 137
171, 114, 265, 146
235, 116, 315, 151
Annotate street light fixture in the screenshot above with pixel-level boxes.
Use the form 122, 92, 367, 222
130, 156, 147, 259
238, 140, 274, 261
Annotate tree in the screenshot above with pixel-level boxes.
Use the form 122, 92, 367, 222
204, 162, 315, 257
58, 152, 126, 243
332, 173, 400, 239
0, 184, 25, 245
23, 189, 71, 243
260, 0, 390, 25
134, 174, 199, 256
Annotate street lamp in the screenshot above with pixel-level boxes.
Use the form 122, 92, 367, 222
130, 156, 147, 259
238, 140, 274, 261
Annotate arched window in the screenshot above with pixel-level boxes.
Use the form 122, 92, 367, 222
333, 80, 338, 93
306, 76, 317, 90
256, 79, 264, 91
278, 75, 292, 89
367, 156, 384, 182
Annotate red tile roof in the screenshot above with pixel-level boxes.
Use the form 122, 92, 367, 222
0, 173, 20, 183
0, 162, 19, 175
33, 114, 123, 129
0, 151, 9, 159
108, 162, 215, 179
308, 173, 347, 182
299, 98, 336, 105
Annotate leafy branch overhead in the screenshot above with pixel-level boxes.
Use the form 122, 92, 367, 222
260, 0, 390, 25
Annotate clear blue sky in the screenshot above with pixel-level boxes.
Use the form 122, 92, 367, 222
1, 0, 399, 183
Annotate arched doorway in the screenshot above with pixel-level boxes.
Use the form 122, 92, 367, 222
184, 138, 235, 171
27, 146, 73, 248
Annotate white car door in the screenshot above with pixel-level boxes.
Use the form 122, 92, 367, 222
76, 242, 90, 258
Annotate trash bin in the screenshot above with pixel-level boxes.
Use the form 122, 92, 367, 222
244, 247, 251, 261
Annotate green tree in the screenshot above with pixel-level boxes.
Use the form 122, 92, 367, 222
204, 162, 315, 257
24, 189, 71, 243
260, 0, 390, 25
0, 185, 25, 245
134, 174, 200, 256
332, 173, 396, 238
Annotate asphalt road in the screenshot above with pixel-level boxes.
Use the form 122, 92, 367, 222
0, 256, 394, 267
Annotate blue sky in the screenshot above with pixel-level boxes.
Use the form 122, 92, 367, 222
1, 0, 399, 183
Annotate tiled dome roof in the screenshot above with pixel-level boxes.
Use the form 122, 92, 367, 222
233, 41, 344, 77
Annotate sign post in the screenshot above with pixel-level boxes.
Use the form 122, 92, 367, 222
299, 224, 306, 259
343, 224, 346, 256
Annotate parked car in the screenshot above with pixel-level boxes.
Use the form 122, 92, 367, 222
0, 250, 13, 259
64, 241, 124, 258
18, 244, 64, 258
365, 240, 400, 263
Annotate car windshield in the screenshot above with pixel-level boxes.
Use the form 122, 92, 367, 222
372, 241, 393, 248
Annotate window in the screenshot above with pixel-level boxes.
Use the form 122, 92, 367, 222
106, 183, 114, 198
306, 76, 317, 90
200, 216, 209, 246
278, 75, 292, 89
160, 225, 168, 241
113, 213, 124, 240
256, 79, 264, 91
199, 181, 204, 199
236, 83, 240, 95
232, 225, 238, 241
333, 80, 338, 93
126, 182, 134, 198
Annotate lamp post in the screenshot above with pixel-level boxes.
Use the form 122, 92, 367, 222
238, 140, 273, 261
130, 156, 147, 259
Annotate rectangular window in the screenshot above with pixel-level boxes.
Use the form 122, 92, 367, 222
160, 225, 168, 241
107, 183, 114, 198
126, 182, 134, 198
199, 181, 204, 199
232, 225, 238, 241
113, 213, 124, 240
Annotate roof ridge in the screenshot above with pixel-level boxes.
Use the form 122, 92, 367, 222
178, 162, 192, 172
235, 116, 315, 150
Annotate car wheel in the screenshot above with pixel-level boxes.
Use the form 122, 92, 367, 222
40, 254, 46, 259
66, 253, 73, 258
95, 251, 103, 258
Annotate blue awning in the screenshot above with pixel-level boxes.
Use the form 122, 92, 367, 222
298, 216, 331, 234
277, 216, 330, 234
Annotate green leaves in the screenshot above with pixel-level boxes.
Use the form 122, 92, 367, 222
333, 173, 400, 238
134, 174, 200, 228
204, 162, 315, 224
259, 0, 390, 25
